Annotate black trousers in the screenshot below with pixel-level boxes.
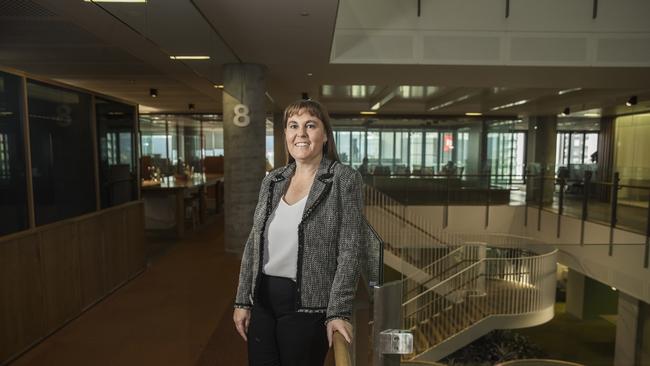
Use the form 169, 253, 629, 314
247, 274, 328, 366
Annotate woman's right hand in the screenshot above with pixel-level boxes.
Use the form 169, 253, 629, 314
233, 308, 251, 341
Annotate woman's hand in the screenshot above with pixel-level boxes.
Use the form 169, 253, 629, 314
326, 319, 353, 347
233, 308, 251, 341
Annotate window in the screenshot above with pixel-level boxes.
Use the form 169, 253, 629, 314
424, 132, 439, 172
409, 131, 423, 172
367, 130, 380, 166
337, 131, 351, 163
380, 131, 394, 169
350, 131, 365, 167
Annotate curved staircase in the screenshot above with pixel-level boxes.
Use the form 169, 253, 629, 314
363, 186, 558, 362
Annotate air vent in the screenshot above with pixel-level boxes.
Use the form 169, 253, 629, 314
0, 0, 57, 17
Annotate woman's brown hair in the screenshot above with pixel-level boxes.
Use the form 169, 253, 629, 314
283, 99, 339, 164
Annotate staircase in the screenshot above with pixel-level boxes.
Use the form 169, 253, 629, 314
363, 186, 558, 362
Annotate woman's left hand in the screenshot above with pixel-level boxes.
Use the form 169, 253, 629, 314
326, 319, 353, 347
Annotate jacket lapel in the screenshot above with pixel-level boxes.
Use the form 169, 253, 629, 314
302, 157, 336, 221
268, 157, 336, 222
270, 162, 295, 213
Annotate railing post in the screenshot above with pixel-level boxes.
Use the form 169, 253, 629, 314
444, 175, 449, 228
537, 171, 544, 231
557, 177, 565, 238
645, 190, 650, 268
580, 171, 592, 245
373, 281, 404, 366
524, 172, 529, 227
485, 171, 491, 229
609, 172, 619, 256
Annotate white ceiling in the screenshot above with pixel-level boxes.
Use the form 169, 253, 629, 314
1, 0, 649, 117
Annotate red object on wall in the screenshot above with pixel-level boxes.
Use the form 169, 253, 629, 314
443, 134, 454, 152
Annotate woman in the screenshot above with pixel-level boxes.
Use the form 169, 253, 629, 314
233, 99, 364, 366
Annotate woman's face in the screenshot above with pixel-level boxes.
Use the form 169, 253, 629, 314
285, 109, 328, 163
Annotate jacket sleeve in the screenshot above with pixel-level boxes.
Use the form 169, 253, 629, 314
234, 229, 256, 309
234, 176, 269, 309
326, 170, 364, 323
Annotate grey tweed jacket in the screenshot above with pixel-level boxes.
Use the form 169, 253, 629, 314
234, 157, 367, 323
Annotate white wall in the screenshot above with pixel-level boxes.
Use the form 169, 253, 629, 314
614, 113, 650, 188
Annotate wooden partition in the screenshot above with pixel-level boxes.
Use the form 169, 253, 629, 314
0, 201, 145, 365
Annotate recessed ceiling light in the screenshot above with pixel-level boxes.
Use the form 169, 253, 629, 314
360, 111, 377, 115
214, 84, 224, 89
307, 72, 313, 77
562, 107, 570, 116
150, 88, 158, 98
169, 56, 210, 60
626, 96, 638, 106
300, 11, 309, 16
465, 112, 482, 116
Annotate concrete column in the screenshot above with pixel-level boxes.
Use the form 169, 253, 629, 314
273, 110, 286, 168
566, 269, 585, 319
223, 63, 267, 254
614, 292, 640, 366
526, 115, 557, 203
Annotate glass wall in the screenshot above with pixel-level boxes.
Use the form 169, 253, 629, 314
139, 114, 226, 175
96, 98, 137, 208
0, 71, 29, 235
27, 80, 96, 226
555, 132, 598, 179
333, 126, 483, 176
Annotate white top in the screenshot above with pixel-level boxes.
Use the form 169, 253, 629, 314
262, 195, 308, 280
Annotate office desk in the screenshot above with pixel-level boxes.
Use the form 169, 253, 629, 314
141, 174, 224, 237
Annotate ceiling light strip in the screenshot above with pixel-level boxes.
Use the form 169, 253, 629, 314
490, 99, 529, 111
558, 87, 582, 95
170, 56, 210, 60
429, 94, 471, 111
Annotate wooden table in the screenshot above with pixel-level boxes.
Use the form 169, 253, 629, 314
141, 174, 224, 237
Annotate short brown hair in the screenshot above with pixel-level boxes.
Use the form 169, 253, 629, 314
283, 99, 339, 164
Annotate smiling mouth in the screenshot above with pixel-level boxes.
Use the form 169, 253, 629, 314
295, 142, 310, 147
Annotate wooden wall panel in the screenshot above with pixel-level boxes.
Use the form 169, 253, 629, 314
77, 216, 107, 309
125, 204, 146, 278
0, 202, 145, 365
38, 225, 83, 333
0, 235, 45, 363
101, 210, 129, 291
